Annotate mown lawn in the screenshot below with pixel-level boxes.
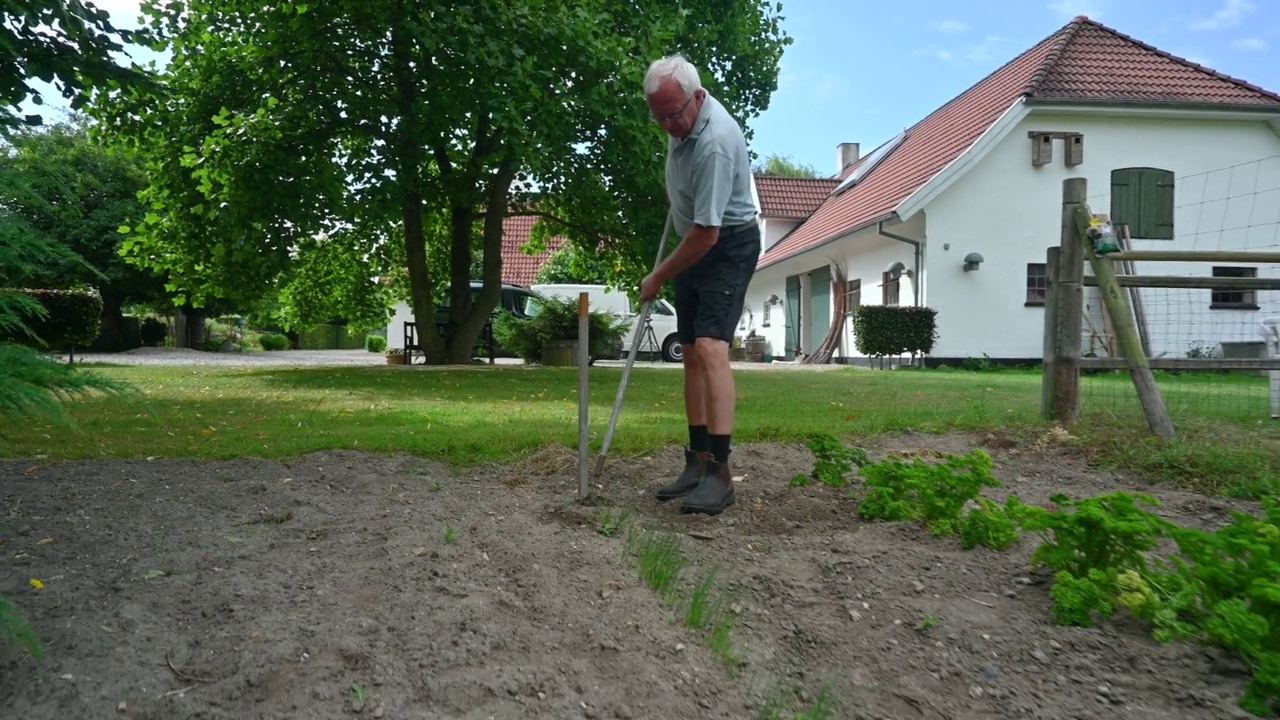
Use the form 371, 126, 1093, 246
2, 362, 1276, 497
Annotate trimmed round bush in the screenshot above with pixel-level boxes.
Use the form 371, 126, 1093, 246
259, 333, 289, 351
365, 335, 387, 353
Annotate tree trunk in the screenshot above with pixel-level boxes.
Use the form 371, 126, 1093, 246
390, 22, 444, 364
92, 292, 129, 352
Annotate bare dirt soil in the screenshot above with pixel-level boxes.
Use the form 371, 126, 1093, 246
0, 431, 1266, 720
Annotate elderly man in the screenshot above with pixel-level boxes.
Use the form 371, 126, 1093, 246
639, 54, 759, 516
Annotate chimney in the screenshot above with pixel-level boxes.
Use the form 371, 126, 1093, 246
837, 142, 860, 173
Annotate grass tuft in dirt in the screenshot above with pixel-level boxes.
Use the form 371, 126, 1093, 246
758, 683, 840, 720
620, 527, 746, 670
0, 595, 42, 660
442, 523, 457, 544
624, 527, 686, 605
595, 507, 632, 537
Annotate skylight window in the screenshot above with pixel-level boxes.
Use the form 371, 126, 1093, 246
832, 130, 907, 195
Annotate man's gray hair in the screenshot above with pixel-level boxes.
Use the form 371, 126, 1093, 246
644, 54, 702, 97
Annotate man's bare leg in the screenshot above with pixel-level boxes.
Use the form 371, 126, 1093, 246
678, 336, 736, 514
695, 337, 734, 439
655, 341, 710, 501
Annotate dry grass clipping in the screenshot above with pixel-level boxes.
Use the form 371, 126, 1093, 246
500, 444, 578, 487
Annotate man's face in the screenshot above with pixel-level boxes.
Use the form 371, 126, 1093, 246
646, 78, 702, 139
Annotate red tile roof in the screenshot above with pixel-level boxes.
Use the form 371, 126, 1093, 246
500, 214, 565, 286
757, 16, 1280, 270
1025, 20, 1280, 106
754, 175, 839, 219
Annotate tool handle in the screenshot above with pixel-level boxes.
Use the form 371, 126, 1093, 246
594, 209, 674, 475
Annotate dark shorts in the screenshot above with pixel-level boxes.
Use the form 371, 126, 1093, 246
673, 220, 760, 345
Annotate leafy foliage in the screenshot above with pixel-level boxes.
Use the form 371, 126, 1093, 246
850, 306, 938, 361
789, 433, 868, 488
0, 0, 153, 132
857, 449, 1002, 537
532, 243, 616, 286
258, 333, 288, 351
0, 340, 127, 431
90, 0, 790, 363
752, 153, 821, 178
1, 288, 103, 351
491, 294, 626, 364
0, 594, 41, 659
1021, 491, 1173, 579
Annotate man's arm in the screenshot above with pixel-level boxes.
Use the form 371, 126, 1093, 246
652, 223, 719, 285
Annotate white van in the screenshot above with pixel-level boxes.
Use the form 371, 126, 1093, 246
531, 283, 683, 362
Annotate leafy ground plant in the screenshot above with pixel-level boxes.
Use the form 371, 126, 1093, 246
1024, 492, 1279, 715
856, 448, 1006, 539
0, 595, 42, 660
789, 433, 869, 488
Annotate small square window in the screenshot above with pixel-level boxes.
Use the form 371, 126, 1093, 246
1026, 263, 1047, 306
1210, 266, 1258, 309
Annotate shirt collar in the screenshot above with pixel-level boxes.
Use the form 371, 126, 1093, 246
683, 92, 714, 142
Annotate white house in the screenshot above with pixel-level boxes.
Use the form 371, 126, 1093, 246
744, 15, 1280, 365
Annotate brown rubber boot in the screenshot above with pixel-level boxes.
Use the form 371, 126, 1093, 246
681, 455, 735, 515
656, 448, 709, 501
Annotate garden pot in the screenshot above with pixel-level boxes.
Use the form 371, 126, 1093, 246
729, 347, 747, 361
541, 340, 579, 367
386, 353, 408, 365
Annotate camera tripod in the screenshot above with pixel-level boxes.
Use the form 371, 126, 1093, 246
635, 315, 660, 359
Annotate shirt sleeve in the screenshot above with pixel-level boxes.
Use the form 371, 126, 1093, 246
690, 150, 733, 229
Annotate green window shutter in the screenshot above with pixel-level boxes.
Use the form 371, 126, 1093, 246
1110, 169, 1142, 237
1110, 167, 1175, 240
1146, 169, 1175, 240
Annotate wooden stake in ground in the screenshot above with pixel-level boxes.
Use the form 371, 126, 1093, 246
1071, 205, 1176, 440
1052, 178, 1086, 425
578, 291, 590, 500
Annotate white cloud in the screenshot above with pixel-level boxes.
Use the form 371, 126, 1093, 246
1188, 0, 1254, 31
932, 19, 968, 34
1047, 0, 1107, 20
1231, 37, 1268, 51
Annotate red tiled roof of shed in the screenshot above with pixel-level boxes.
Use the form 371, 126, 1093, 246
754, 175, 838, 219
500, 214, 565, 286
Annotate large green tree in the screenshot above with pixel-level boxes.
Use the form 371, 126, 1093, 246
1, 0, 151, 133
0, 118, 169, 349
92, 0, 791, 363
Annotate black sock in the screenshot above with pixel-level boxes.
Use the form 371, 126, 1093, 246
709, 434, 731, 464
688, 425, 710, 453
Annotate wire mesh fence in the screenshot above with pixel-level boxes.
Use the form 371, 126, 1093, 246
1072, 154, 1280, 424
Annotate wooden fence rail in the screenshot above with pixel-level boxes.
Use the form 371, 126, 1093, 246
1041, 177, 1280, 436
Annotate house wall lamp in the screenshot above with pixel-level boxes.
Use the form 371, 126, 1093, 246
963, 252, 984, 272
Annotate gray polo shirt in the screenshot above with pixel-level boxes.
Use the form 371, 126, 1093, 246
665, 92, 757, 243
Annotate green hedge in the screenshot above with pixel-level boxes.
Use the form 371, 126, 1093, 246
0, 288, 103, 351
851, 305, 938, 360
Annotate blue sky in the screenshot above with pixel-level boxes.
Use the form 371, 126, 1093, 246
747, 0, 1280, 176
19, 0, 1280, 183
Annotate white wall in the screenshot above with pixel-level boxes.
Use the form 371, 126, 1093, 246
922, 112, 1280, 360
760, 217, 798, 253
386, 301, 414, 350
743, 220, 922, 360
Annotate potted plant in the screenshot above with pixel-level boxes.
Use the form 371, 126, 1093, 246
729, 335, 747, 361
385, 348, 408, 365
492, 295, 627, 366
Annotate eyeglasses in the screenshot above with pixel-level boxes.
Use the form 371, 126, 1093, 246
651, 93, 694, 124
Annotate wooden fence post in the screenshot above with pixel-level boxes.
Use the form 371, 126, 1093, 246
1041, 245, 1061, 419
1053, 178, 1086, 426
1072, 209, 1176, 440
